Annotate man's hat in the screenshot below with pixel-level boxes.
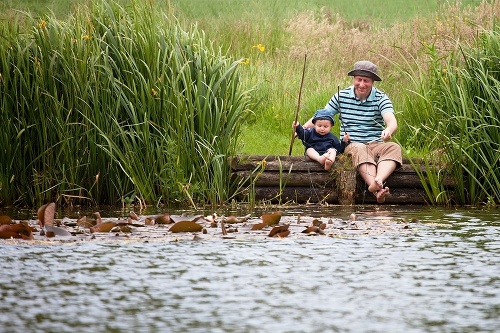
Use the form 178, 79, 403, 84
312, 109, 334, 125
347, 60, 382, 81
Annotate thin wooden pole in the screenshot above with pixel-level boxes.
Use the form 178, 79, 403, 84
288, 54, 307, 156
338, 84, 347, 135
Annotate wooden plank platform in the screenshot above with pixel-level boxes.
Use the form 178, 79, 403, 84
230, 155, 453, 205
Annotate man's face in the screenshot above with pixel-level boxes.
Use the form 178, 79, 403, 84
353, 76, 374, 100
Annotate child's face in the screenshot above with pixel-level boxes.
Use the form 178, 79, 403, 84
314, 119, 332, 135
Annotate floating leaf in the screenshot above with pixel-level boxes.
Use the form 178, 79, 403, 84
169, 221, 203, 233
224, 216, 240, 223
302, 226, 321, 234
77, 216, 93, 228
268, 224, 289, 237
45, 225, 72, 237
261, 211, 283, 226
278, 230, 290, 238
0, 222, 33, 240
170, 214, 204, 223
155, 214, 172, 224
37, 202, 55, 227
251, 222, 267, 230
90, 221, 117, 233
111, 225, 132, 233
0, 215, 12, 225
224, 214, 251, 223
312, 219, 322, 227
93, 212, 102, 224
129, 211, 139, 221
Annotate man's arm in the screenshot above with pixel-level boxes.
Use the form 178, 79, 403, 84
381, 112, 398, 141
302, 117, 314, 129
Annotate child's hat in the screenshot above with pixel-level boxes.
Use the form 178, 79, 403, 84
312, 109, 334, 125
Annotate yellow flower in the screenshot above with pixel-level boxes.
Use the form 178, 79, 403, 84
239, 58, 250, 65
71, 38, 77, 43
151, 88, 158, 96
82, 35, 91, 40
252, 44, 265, 52
38, 20, 47, 29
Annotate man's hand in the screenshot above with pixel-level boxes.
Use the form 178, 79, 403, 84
381, 130, 392, 141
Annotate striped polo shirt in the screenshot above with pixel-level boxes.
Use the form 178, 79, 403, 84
322, 86, 394, 143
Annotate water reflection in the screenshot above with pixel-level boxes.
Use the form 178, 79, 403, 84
1, 206, 499, 333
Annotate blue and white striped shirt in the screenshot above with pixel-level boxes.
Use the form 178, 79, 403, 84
322, 86, 394, 143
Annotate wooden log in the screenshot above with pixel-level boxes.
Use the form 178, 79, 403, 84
229, 154, 454, 205
336, 168, 357, 205
230, 154, 427, 173
354, 188, 429, 204
238, 186, 430, 204
233, 170, 336, 187
250, 186, 339, 204
233, 170, 429, 188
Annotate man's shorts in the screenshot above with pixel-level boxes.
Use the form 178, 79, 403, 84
344, 142, 403, 168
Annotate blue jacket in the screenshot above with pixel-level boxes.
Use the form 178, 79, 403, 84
295, 124, 345, 155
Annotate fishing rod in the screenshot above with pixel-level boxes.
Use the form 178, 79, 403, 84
288, 53, 307, 156
337, 85, 347, 136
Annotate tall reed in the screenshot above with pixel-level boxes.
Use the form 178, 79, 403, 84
403, 29, 500, 205
0, 0, 255, 207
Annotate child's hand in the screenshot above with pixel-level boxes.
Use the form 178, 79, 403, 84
292, 121, 299, 129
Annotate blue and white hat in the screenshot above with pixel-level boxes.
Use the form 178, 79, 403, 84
312, 109, 334, 125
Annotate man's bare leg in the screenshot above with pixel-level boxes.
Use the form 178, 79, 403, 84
368, 160, 397, 203
375, 187, 391, 203
358, 162, 378, 190
368, 160, 397, 192
358, 161, 396, 203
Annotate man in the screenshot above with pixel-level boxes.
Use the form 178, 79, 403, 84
303, 60, 402, 203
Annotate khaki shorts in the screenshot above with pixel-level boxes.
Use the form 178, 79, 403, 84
344, 142, 403, 168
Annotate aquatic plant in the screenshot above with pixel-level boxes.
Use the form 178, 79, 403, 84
0, 0, 255, 207
404, 29, 500, 205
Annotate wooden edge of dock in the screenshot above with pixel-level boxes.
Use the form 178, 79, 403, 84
229, 155, 453, 205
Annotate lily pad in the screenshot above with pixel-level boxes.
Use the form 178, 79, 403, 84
268, 224, 290, 237
37, 202, 55, 227
261, 211, 283, 226
91, 221, 118, 233
169, 221, 203, 233
0, 215, 12, 225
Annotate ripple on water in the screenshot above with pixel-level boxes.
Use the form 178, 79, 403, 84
1, 208, 499, 333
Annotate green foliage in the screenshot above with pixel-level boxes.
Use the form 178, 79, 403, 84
0, 0, 255, 207
404, 29, 500, 205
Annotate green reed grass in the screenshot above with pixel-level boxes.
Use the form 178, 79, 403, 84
404, 29, 500, 205
0, 0, 255, 207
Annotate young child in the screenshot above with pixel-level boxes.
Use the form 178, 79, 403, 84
292, 109, 346, 171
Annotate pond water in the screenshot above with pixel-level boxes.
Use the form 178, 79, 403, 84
0, 205, 499, 333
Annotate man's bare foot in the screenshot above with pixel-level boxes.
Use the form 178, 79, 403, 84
324, 157, 334, 171
374, 187, 390, 203
368, 179, 384, 193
